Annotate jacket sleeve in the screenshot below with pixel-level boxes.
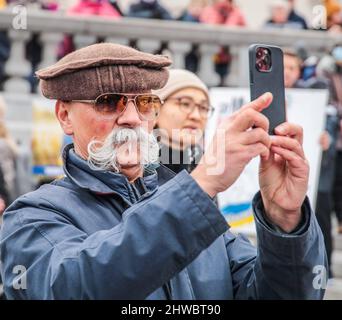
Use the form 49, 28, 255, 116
0, 171, 228, 300
224, 192, 328, 300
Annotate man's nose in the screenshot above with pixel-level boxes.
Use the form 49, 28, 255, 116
116, 100, 142, 128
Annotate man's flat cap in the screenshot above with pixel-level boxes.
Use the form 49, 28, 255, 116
36, 43, 172, 100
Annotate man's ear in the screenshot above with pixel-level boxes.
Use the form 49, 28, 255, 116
55, 100, 73, 135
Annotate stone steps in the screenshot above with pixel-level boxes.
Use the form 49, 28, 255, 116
325, 278, 342, 300
334, 234, 342, 251
245, 232, 342, 299
332, 250, 342, 279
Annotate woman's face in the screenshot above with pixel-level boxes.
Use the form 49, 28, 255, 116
156, 87, 209, 149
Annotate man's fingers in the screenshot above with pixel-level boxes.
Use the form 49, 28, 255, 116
271, 146, 308, 170
274, 122, 304, 145
239, 92, 273, 113
241, 128, 272, 149
219, 92, 272, 132
271, 136, 305, 159
234, 108, 270, 132
245, 143, 270, 160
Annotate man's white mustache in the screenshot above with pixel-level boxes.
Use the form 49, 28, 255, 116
87, 127, 159, 172
112, 128, 140, 145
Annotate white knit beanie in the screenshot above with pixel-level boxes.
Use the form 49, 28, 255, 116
153, 69, 209, 102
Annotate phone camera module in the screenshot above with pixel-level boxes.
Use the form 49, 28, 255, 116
256, 47, 272, 72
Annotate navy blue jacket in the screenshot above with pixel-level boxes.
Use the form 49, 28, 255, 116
0, 145, 327, 299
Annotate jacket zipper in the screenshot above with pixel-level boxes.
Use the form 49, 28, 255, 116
163, 282, 172, 300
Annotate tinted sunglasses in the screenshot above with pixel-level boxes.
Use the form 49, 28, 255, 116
71, 93, 163, 120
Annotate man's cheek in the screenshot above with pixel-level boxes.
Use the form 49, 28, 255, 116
93, 122, 114, 140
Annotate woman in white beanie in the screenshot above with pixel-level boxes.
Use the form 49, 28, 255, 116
153, 69, 213, 173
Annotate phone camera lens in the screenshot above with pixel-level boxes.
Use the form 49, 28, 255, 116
256, 48, 263, 59
257, 61, 264, 70
264, 54, 270, 66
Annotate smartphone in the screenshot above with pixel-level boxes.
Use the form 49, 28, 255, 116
249, 44, 286, 135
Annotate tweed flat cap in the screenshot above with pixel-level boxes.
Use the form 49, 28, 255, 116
36, 43, 172, 100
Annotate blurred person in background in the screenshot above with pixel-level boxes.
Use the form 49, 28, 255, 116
301, 56, 321, 83
57, 0, 122, 62
283, 49, 303, 88
213, 46, 232, 87
265, 0, 290, 28
317, 45, 342, 234
127, 0, 172, 20
108, 0, 123, 16
0, 96, 18, 206
153, 69, 211, 174
126, 1, 173, 72
0, 0, 10, 90
0, 31, 10, 91
285, 50, 328, 88
265, 0, 305, 30
5, 0, 57, 8
40, 0, 58, 10
68, 0, 121, 17
0, 165, 8, 215
199, 0, 246, 86
284, 49, 339, 276
199, 0, 246, 26
179, 0, 208, 22
324, 0, 342, 33
287, 0, 308, 29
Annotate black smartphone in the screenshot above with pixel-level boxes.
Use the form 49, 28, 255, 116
249, 44, 286, 135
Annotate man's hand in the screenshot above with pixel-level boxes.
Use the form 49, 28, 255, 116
259, 123, 309, 233
191, 92, 273, 198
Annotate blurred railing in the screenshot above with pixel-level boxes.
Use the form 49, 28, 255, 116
1, 8, 342, 146
0, 8, 341, 93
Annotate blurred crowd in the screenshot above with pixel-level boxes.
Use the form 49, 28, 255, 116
0, 0, 342, 275
1, 0, 342, 88
282, 48, 342, 276
0, 0, 341, 30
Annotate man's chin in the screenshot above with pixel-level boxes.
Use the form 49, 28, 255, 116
119, 164, 143, 182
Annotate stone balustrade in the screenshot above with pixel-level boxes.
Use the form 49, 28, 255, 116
0, 8, 340, 147
0, 8, 341, 93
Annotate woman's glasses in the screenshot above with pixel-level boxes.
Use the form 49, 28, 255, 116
167, 96, 214, 119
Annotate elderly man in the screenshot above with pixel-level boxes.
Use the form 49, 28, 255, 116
0, 43, 327, 300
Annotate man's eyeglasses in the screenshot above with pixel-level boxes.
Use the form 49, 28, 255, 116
167, 96, 214, 119
70, 93, 163, 121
